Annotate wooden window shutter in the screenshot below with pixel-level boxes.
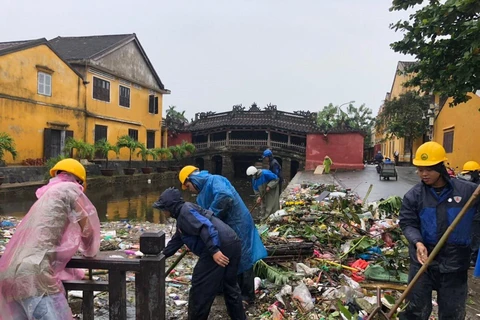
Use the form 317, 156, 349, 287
154, 97, 159, 114
149, 95, 154, 113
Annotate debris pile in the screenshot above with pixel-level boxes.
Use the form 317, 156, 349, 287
0, 182, 411, 319
248, 183, 409, 319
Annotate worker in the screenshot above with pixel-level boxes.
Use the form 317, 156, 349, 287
458, 160, 480, 184
246, 166, 280, 218
323, 155, 333, 174
399, 142, 480, 320
458, 161, 480, 265
179, 166, 267, 307
0, 158, 101, 320
262, 149, 284, 194
154, 188, 245, 320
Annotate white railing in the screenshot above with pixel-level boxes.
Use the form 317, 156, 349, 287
193, 139, 306, 153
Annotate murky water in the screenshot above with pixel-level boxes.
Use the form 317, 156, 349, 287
0, 178, 257, 222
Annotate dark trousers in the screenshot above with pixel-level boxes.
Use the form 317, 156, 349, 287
471, 221, 480, 262
399, 264, 467, 320
188, 241, 245, 320
278, 180, 283, 196
237, 267, 255, 303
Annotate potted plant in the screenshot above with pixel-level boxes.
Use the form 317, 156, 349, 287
0, 132, 18, 186
168, 145, 186, 171
181, 141, 196, 156
94, 139, 119, 176
64, 137, 95, 163
153, 147, 172, 173
116, 135, 142, 175
137, 143, 158, 174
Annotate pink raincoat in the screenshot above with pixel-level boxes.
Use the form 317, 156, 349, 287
0, 173, 101, 319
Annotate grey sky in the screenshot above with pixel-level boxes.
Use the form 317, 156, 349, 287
1, 0, 412, 120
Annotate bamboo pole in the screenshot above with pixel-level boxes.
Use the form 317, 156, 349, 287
165, 249, 188, 279
386, 184, 480, 318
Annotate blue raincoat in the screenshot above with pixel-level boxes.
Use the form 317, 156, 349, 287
188, 171, 267, 274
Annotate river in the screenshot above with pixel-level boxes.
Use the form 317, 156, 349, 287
0, 178, 258, 222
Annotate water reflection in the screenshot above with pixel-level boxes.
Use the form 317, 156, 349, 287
0, 179, 256, 222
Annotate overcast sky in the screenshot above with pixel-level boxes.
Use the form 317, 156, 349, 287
1, 0, 412, 120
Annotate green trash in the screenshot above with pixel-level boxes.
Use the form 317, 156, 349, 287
364, 264, 408, 284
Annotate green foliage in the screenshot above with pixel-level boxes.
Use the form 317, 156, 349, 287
180, 141, 196, 154
316, 103, 375, 148
378, 196, 403, 214
137, 143, 158, 167
116, 135, 142, 168
253, 259, 292, 285
44, 154, 67, 180
375, 91, 430, 163
168, 145, 187, 161
153, 147, 173, 161
0, 132, 18, 162
94, 139, 119, 169
165, 106, 189, 136
64, 138, 95, 160
390, 0, 480, 106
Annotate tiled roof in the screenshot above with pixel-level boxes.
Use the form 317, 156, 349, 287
0, 38, 46, 56
49, 34, 134, 60
187, 110, 319, 134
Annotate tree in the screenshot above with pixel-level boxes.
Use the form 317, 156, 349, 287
116, 135, 142, 168
316, 103, 375, 148
165, 106, 189, 136
390, 0, 480, 106
375, 91, 430, 163
0, 132, 17, 165
94, 139, 119, 169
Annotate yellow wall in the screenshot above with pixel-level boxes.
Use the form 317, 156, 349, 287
84, 71, 163, 161
433, 93, 480, 169
378, 62, 424, 162
0, 44, 85, 164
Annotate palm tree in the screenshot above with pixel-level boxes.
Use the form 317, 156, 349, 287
0, 132, 17, 165
153, 147, 173, 161
94, 139, 119, 169
116, 135, 142, 168
137, 143, 158, 168
64, 137, 95, 160
181, 141, 196, 155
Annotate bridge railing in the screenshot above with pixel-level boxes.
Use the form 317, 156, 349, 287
193, 139, 305, 153
63, 231, 165, 320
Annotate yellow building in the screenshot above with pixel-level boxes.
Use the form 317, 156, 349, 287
432, 93, 480, 170
0, 39, 86, 163
0, 34, 169, 164
50, 34, 170, 161
377, 61, 428, 163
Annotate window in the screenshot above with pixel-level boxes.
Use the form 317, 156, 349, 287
147, 131, 155, 149
93, 77, 110, 102
38, 72, 52, 96
128, 129, 138, 141
119, 86, 130, 108
148, 95, 159, 114
443, 130, 454, 153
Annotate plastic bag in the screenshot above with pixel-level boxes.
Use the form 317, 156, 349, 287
292, 283, 314, 311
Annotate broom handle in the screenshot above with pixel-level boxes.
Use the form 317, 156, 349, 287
387, 184, 480, 318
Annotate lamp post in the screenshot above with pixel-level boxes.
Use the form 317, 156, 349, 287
337, 100, 355, 116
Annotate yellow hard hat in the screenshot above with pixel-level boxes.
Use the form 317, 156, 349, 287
413, 141, 448, 167
50, 158, 87, 188
461, 161, 480, 174
179, 165, 199, 190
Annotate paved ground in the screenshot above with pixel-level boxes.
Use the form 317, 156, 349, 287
335, 164, 419, 201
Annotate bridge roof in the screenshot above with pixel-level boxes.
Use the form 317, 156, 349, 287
187, 108, 319, 134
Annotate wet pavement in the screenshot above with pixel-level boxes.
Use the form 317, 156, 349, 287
334, 165, 419, 201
